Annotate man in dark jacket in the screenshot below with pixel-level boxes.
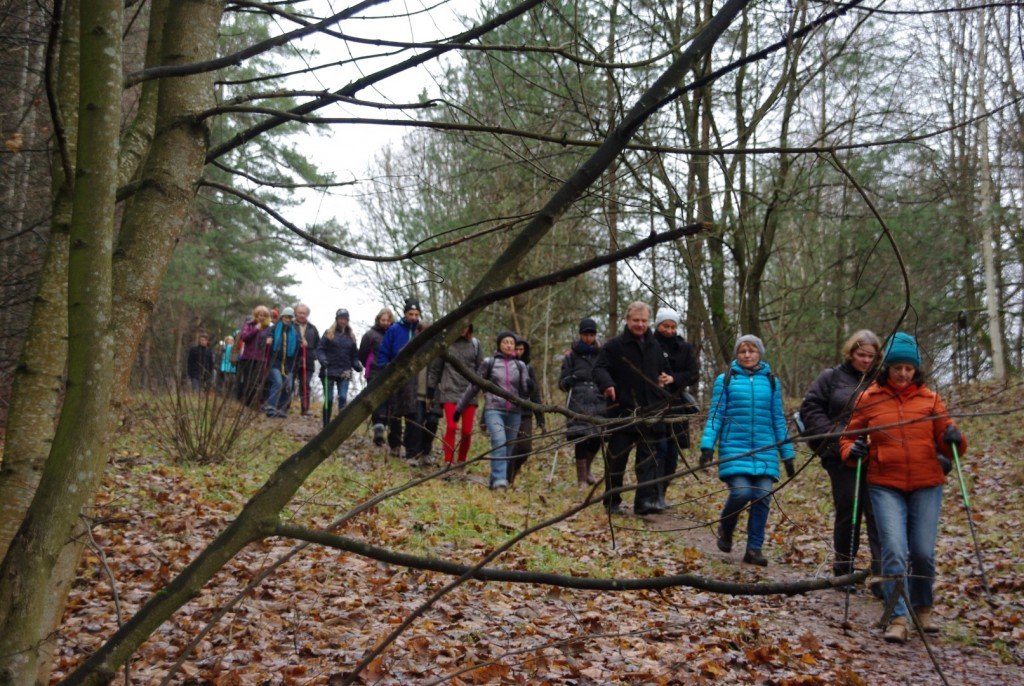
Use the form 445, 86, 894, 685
375, 298, 422, 460
186, 333, 215, 392
653, 307, 700, 509
292, 304, 319, 416
593, 301, 672, 515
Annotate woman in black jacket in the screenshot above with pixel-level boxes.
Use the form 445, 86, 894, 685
798, 329, 883, 581
652, 308, 700, 508
559, 318, 606, 487
316, 309, 362, 426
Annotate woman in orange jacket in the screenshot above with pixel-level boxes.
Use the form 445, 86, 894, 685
840, 332, 966, 644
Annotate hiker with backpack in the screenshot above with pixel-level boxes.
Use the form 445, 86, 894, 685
559, 317, 605, 488
798, 329, 883, 585
840, 332, 967, 643
507, 336, 545, 485
374, 298, 422, 462
652, 307, 700, 509
359, 308, 394, 445
700, 334, 795, 566
453, 331, 532, 490
426, 324, 482, 465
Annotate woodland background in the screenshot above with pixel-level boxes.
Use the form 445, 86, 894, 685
0, 0, 1022, 684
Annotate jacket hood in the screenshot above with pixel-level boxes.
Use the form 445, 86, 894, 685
515, 336, 532, 363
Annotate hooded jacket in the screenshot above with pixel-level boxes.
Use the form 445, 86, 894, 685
700, 360, 794, 481
358, 323, 388, 379
456, 351, 531, 414
514, 337, 544, 420
426, 335, 481, 404
798, 361, 874, 466
559, 339, 606, 439
840, 381, 966, 491
375, 317, 418, 369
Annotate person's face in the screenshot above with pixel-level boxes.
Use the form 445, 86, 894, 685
736, 343, 761, 369
337, 316, 348, 328
626, 309, 649, 337
850, 345, 878, 373
225, 336, 234, 345
405, 309, 420, 325
515, 343, 525, 358
580, 331, 597, 345
295, 307, 310, 324
198, 336, 209, 347
281, 315, 293, 326
656, 320, 677, 337
461, 326, 472, 338
889, 363, 916, 389
499, 337, 516, 356
379, 313, 393, 328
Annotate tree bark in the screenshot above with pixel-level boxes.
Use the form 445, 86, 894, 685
0, 2, 122, 685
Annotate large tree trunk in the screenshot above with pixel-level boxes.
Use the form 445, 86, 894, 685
0, 1, 78, 561
0, 3, 122, 685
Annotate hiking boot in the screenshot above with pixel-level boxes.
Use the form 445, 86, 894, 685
405, 453, 422, 467
372, 423, 385, 446
634, 500, 664, 515
915, 607, 940, 634
388, 446, 402, 459
656, 496, 669, 511
420, 452, 436, 466
605, 503, 625, 515
716, 524, 733, 553
743, 549, 768, 567
884, 616, 909, 644
491, 479, 509, 490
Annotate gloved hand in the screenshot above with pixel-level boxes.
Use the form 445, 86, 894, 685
784, 460, 796, 478
699, 449, 714, 468
937, 454, 953, 475
452, 409, 462, 424
848, 438, 869, 460
943, 425, 962, 446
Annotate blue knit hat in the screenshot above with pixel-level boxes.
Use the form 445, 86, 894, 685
883, 332, 921, 367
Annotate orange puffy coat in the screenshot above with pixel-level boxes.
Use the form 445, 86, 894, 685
840, 382, 966, 492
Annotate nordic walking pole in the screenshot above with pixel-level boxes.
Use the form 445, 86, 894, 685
301, 344, 308, 415
841, 454, 863, 631
322, 374, 331, 428
951, 442, 994, 600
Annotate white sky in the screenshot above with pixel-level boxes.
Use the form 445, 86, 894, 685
280, 1, 479, 335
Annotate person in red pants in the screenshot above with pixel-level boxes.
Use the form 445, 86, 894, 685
427, 325, 482, 464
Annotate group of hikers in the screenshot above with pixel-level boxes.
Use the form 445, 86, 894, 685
186, 296, 966, 645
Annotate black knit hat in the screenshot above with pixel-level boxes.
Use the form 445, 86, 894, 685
578, 317, 598, 334
404, 298, 421, 313
335, 308, 349, 319
496, 330, 517, 348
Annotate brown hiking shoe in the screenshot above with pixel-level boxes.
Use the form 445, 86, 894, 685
884, 616, 909, 644
915, 607, 940, 634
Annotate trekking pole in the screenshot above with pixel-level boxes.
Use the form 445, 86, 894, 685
841, 454, 863, 631
322, 375, 331, 428
301, 347, 308, 414
951, 443, 994, 600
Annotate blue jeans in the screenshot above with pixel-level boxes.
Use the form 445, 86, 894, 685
483, 408, 521, 487
322, 376, 350, 426
264, 369, 293, 416
869, 484, 942, 618
720, 474, 774, 551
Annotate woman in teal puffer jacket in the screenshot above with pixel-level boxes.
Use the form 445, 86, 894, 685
700, 335, 795, 566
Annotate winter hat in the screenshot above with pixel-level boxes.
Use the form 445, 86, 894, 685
496, 330, 517, 348
281, 306, 295, 318
655, 308, 680, 328
404, 298, 421, 313
335, 308, 349, 319
578, 317, 598, 334
883, 332, 921, 368
734, 334, 765, 357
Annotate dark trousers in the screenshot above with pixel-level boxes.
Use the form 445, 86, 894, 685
824, 460, 882, 576
387, 415, 418, 456
238, 358, 266, 408
508, 414, 533, 484
406, 400, 440, 457
602, 429, 660, 510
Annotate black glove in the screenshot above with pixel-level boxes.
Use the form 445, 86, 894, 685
784, 460, 796, 478
937, 454, 953, 475
848, 438, 869, 460
452, 409, 462, 423
943, 425, 962, 446
699, 449, 714, 468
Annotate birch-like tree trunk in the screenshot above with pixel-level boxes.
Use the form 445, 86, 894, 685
0, 2, 122, 685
